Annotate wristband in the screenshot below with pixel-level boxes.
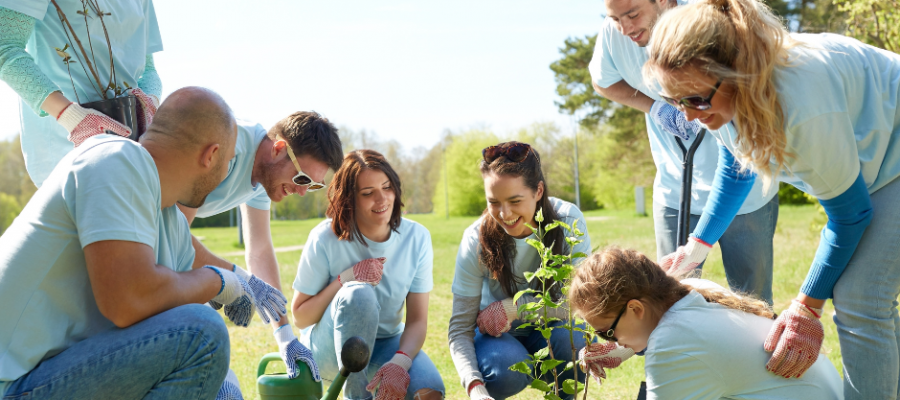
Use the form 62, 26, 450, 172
396, 350, 410, 359
204, 265, 225, 295
56, 102, 74, 120
469, 381, 489, 398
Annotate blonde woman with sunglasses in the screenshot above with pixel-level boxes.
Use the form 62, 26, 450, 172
570, 248, 842, 399
642, 0, 900, 397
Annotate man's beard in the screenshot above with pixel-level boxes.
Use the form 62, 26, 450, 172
178, 160, 226, 209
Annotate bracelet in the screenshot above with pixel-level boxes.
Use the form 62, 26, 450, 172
203, 266, 225, 295
467, 380, 484, 396
56, 102, 74, 120
396, 350, 410, 359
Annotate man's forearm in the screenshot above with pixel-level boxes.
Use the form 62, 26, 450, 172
593, 80, 655, 113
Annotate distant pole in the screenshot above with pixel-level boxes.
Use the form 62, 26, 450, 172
237, 207, 244, 247
572, 115, 581, 209
443, 143, 449, 219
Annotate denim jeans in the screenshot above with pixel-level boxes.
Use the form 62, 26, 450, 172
831, 178, 900, 400
2, 304, 230, 400
303, 283, 444, 400
473, 321, 588, 400
654, 194, 778, 304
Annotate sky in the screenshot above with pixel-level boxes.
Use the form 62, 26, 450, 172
0, 0, 606, 151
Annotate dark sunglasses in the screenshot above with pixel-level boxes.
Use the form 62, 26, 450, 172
482, 143, 532, 164
660, 79, 722, 111
597, 302, 630, 342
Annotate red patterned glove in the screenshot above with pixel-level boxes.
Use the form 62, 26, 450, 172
578, 342, 635, 384
126, 88, 159, 138
764, 299, 824, 378
365, 352, 412, 400
659, 237, 712, 277
476, 298, 519, 337
339, 257, 386, 286
57, 102, 132, 147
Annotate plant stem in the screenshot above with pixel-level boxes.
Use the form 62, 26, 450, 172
50, 0, 106, 99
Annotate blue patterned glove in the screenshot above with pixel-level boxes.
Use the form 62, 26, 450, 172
234, 265, 288, 324
274, 325, 321, 381
215, 369, 243, 400
205, 266, 256, 327
649, 100, 701, 141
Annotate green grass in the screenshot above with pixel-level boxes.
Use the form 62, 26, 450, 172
192, 205, 839, 400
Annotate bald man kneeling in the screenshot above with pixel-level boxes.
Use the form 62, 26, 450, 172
0, 87, 278, 400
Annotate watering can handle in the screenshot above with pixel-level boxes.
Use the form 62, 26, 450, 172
258, 352, 283, 378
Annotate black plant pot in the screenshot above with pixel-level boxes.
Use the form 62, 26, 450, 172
81, 94, 139, 141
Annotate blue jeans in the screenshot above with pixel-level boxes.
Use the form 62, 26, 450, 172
303, 283, 444, 400
831, 177, 900, 400
474, 321, 588, 400
654, 194, 778, 304
3, 304, 230, 400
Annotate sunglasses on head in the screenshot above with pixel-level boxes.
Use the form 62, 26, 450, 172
279, 136, 327, 192
597, 302, 630, 342
482, 142, 533, 164
660, 79, 722, 111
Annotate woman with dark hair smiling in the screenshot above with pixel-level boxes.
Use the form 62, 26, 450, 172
448, 141, 607, 400
290, 149, 444, 400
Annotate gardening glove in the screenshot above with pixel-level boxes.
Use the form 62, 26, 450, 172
659, 237, 712, 277
475, 297, 519, 337
56, 102, 132, 147
274, 325, 321, 381
467, 381, 494, 400
579, 342, 635, 385
205, 266, 257, 327
339, 257, 386, 286
125, 87, 158, 137
764, 299, 824, 378
366, 352, 412, 400
215, 369, 243, 400
650, 100, 701, 141
234, 265, 288, 324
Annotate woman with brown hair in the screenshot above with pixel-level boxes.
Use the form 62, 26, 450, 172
447, 141, 594, 400
570, 248, 843, 399
290, 149, 444, 400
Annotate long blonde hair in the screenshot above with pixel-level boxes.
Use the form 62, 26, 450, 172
643, 0, 797, 186
569, 248, 774, 323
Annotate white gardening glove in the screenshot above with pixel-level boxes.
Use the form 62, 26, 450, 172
339, 257, 386, 286
468, 382, 494, 400
215, 369, 243, 400
579, 342, 635, 385
475, 298, 520, 337
234, 265, 288, 324
366, 352, 412, 400
659, 237, 712, 277
205, 266, 256, 327
764, 300, 824, 378
650, 100, 701, 141
274, 325, 321, 381
57, 102, 132, 147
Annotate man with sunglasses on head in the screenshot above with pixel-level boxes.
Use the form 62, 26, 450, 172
176, 111, 343, 395
587, 0, 779, 309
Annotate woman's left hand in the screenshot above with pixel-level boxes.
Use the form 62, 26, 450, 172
764, 299, 824, 378
366, 352, 412, 400
579, 342, 635, 384
475, 298, 519, 337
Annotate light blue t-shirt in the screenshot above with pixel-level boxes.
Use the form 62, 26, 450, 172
452, 197, 591, 309
196, 120, 271, 218
0, 135, 195, 393
712, 33, 900, 200
293, 218, 434, 339
1, 0, 163, 187
588, 3, 776, 214
646, 281, 843, 399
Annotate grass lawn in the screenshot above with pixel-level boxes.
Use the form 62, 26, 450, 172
192, 204, 839, 399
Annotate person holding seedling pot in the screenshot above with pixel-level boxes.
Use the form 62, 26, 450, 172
291, 149, 444, 400
448, 141, 610, 400
643, 0, 900, 398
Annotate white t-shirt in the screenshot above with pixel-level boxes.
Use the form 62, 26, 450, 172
293, 218, 434, 339
588, 1, 776, 214
0, 136, 195, 393
3, 0, 163, 187
713, 33, 900, 200
196, 120, 271, 218
645, 280, 843, 400
451, 197, 591, 309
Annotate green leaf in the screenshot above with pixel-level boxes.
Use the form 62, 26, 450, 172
535, 208, 544, 223
540, 327, 553, 339
544, 297, 560, 308
540, 359, 566, 374
572, 252, 588, 259
524, 271, 535, 282
516, 323, 533, 330
526, 238, 544, 252
561, 286, 569, 296
545, 393, 564, 400
571, 220, 584, 236
563, 361, 575, 372
509, 361, 532, 375
562, 379, 585, 395
530, 379, 552, 392
556, 220, 572, 232
522, 302, 542, 312
534, 346, 550, 359
513, 288, 535, 304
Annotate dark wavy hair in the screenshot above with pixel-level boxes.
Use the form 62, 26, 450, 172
326, 149, 404, 245
478, 142, 565, 300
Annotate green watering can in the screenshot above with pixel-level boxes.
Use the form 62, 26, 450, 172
258, 336, 370, 400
